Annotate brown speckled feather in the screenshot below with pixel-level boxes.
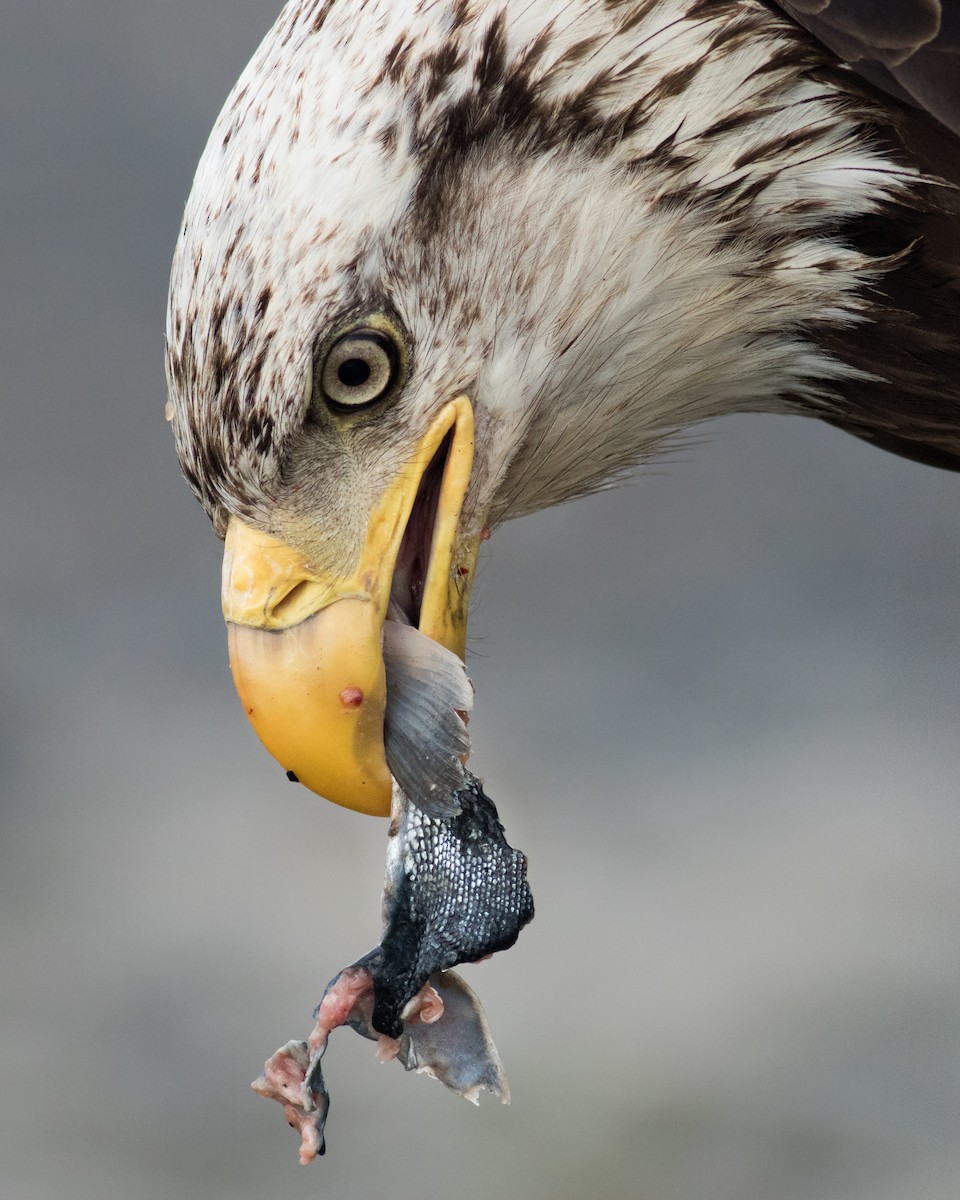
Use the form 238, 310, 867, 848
166, 0, 960, 541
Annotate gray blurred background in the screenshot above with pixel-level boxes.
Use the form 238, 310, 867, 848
2, 4, 958, 1198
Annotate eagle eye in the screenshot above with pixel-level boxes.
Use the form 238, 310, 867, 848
319, 328, 400, 412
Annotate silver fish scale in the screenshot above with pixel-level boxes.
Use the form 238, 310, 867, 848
370, 773, 535, 1037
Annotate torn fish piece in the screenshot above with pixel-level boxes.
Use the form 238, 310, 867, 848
372, 774, 535, 1037
253, 773, 534, 1160
393, 967, 512, 1102
382, 619, 474, 818
252, 964, 510, 1164
252, 1040, 326, 1163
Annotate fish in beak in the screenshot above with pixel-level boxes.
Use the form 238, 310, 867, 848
251, 772, 535, 1162
221, 397, 481, 816
225, 391, 537, 1162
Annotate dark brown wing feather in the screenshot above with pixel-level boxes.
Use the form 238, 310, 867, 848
774, 1, 960, 471
777, 0, 960, 135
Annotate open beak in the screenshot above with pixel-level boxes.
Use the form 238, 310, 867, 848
221, 397, 480, 817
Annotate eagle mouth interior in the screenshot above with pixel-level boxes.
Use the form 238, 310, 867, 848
389, 430, 452, 629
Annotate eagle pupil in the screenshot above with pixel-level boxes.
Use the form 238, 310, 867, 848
338, 358, 371, 388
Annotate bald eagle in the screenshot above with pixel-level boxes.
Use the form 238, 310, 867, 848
166, 0, 959, 817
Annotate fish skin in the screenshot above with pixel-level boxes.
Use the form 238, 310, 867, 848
396, 969, 512, 1104
373, 774, 535, 1037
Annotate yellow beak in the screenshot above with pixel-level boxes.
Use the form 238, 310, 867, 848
221, 397, 479, 817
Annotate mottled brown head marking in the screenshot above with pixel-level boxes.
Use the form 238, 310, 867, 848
165, 0, 960, 537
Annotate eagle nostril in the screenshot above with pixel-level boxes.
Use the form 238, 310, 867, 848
271, 580, 315, 623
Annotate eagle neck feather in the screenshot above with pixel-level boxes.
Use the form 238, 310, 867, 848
165, 0, 957, 530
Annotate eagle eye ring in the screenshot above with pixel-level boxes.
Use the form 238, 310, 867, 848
318, 327, 401, 412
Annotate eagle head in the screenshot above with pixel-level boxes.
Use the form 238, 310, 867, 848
166, 0, 923, 813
